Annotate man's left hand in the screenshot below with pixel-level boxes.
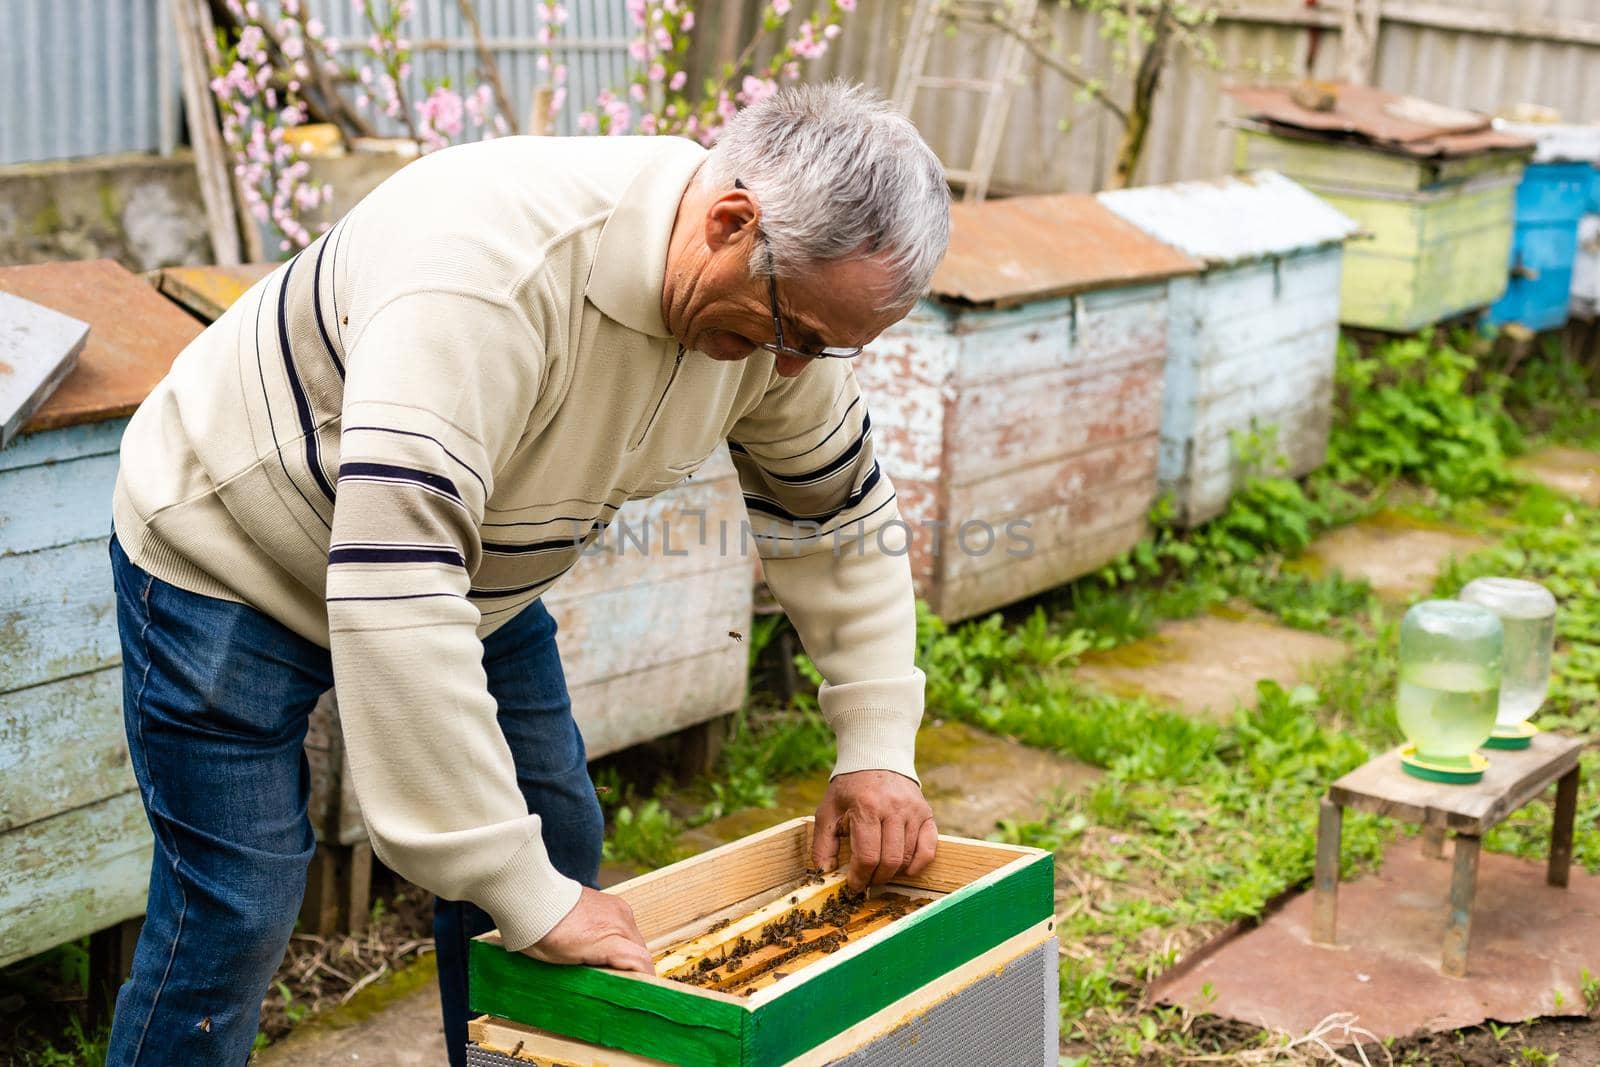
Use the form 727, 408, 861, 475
812, 770, 938, 891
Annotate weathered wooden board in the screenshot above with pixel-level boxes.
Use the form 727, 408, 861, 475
0, 667, 129, 833
0, 291, 89, 450
0, 448, 121, 558
1330, 733, 1584, 834
573, 645, 748, 761
0, 790, 153, 969
0, 537, 120, 693
0, 416, 125, 475
1237, 130, 1525, 332
861, 278, 1172, 621
0, 260, 200, 434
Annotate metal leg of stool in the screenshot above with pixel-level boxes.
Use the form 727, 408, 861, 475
1442, 834, 1480, 978
1549, 767, 1579, 889
1312, 797, 1342, 945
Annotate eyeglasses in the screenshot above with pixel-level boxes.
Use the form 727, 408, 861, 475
735, 180, 862, 362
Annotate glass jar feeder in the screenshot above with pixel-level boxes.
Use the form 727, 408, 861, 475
1396, 600, 1504, 784
1458, 577, 1557, 750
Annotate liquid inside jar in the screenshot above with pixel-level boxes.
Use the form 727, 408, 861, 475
1495, 611, 1555, 725
1397, 660, 1499, 762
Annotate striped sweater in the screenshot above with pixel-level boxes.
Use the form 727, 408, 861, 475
112, 135, 922, 949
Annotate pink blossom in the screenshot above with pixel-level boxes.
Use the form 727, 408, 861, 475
838, 0, 855, 9
306, 17, 325, 37
577, 111, 598, 132
537, 53, 550, 72
669, 70, 687, 91
549, 86, 567, 112
553, 64, 567, 83
640, 113, 659, 135
628, 38, 648, 60
739, 76, 777, 107
824, 23, 840, 39
551, 4, 569, 23
282, 35, 305, 59
648, 62, 666, 83
626, 0, 647, 26
654, 26, 672, 51
681, 10, 694, 30
772, 0, 790, 14
630, 82, 646, 102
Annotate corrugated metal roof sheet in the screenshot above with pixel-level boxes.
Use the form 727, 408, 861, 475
1097, 171, 1361, 267
929, 194, 1202, 307
1226, 83, 1535, 158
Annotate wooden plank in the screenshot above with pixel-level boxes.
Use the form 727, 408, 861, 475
572, 644, 748, 761
548, 561, 750, 690
0, 668, 129, 833
1377, 1, 1600, 48
614, 819, 814, 941
1442, 833, 1480, 978
938, 515, 1148, 622
709, 896, 914, 994
168, 0, 243, 265
1311, 797, 1341, 945
0, 790, 153, 969
0, 261, 201, 434
743, 850, 1054, 1064
1548, 767, 1580, 889
0, 448, 120, 557
0, 417, 124, 475
0, 537, 121, 693
470, 1016, 669, 1065
0, 291, 89, 450
156, 264, 276, 323
1329, 733, 1585, 833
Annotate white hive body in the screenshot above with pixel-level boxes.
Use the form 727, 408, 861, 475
1099, 172, 1361, 526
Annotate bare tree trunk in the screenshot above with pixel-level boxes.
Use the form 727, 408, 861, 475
1108, 0, 1174, 189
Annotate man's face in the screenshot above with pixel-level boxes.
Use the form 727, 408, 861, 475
666, 188, 912, 378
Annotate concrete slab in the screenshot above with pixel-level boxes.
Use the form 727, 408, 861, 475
253, 962, 444, 1066
1153, 843, 1599, 1042
1514, 446, 1600, 506
1300, 515, 1491, 600
1076, 614, 1347, 716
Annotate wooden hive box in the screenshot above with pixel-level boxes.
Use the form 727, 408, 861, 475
1099, 172, 1360, 526
466, 818, 1057, 1066
1486, 123, 1600, 333
857, 195, 1200, 621
1228, 84, 1533, 333
0, 260, 202, 968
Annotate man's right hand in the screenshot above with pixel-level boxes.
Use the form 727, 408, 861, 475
524, 886, 654, 973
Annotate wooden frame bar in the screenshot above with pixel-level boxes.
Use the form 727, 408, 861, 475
1311, 797, 1341, 946
1442, 834, 1481, 978
1548, 766, 1580, 889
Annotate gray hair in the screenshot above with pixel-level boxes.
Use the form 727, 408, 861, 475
702, 81, 951, 310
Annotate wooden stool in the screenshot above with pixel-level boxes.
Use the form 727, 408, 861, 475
1313, 732, 1583, 978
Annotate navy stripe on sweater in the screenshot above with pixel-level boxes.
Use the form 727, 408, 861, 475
343, 425, 488, 497
312, 230, 345, 378
338, 461, 462, 502
276, 258, 337, 506
756, 413, 871, 487
253, 285, 330, 529
743, 460, 882, 525
329, 545, 466, 567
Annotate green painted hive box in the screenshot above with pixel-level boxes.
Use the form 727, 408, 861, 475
467, 818, 1056, 1066
1234, 128, 1529, 333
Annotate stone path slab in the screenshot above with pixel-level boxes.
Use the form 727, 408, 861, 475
1076, 614, 1347, 716
1514, 445, 1600, 506
1300, 515, 1490, 600
1153, 842, 1599, 1042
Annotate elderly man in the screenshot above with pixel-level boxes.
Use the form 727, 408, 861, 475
105, 82, 950, 1065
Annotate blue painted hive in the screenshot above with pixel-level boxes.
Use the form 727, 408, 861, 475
1488, 121, 1600, 331
0, 260, 199, 969
1100, 172, 1360, 526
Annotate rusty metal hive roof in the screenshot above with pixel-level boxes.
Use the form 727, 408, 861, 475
1098, 171, 1362, 267
928, 194, 1202, 308
1226, 83, 1535, 159
0, 259, 203, 433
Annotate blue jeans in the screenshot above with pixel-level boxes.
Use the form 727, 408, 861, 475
106, 536, 602, 1066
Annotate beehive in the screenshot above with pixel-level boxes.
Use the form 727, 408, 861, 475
1487, 122, 1600, 332
1230, 84, 1533, 333
466, 818, 1057, 1066
1099, 172, 1360, 526
0, 260, 201, 968
857, 195, 1200, 621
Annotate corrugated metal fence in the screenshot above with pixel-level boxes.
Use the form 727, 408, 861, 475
0, 0, 632, 166
1, 0, 177, 166
748, 0, 1600, 194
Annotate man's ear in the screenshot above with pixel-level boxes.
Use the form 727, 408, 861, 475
704, 187, 760, 253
